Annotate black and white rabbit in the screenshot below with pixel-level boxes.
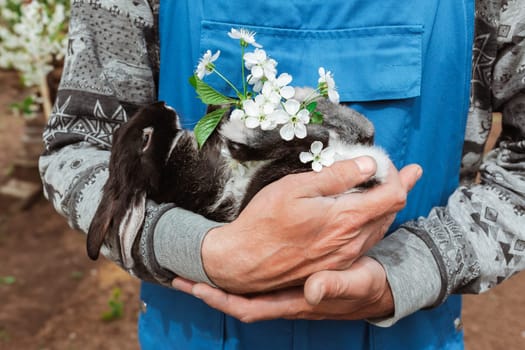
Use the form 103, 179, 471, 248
87, 89, 390, 267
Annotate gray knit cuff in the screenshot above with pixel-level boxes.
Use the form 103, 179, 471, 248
403, 208, 480, 306
133, 201, 177, 285
153, 207, 223, 285
366, 228, 441, 327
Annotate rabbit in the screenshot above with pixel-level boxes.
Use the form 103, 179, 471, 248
86, 89, 390, 270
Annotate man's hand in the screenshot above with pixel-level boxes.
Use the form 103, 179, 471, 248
200, 157, 421, 293
172, 256, 394, 322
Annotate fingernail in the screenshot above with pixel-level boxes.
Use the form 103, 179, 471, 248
354, 156, 376, 175
307, 284, 324, 306
171, 280, 180, 290
192, 285, 203, 299
416, 166, 423, 179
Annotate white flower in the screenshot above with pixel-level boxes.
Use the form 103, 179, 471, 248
228, 28, 262, 48
299, 141, 335, 172
273, 99, 310, 141
243, 96, 278, 130
230, 108, 246, 121
244, 48, 277, 91
318, 67, 340, 104
261, 73, 295, 102
0, 1, 70, 87
195, 50, 220, 79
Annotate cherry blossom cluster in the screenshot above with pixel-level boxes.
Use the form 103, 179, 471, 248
194, 28, 339, 171
0, 0, 69, 87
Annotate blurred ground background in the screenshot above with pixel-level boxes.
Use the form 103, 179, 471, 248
0, 68, 524, 349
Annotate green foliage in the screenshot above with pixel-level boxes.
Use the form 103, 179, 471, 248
0, 327, 10, 342
189, 75, 237, 148
189, 75, 236, 106
70, 271, 84, 281
10, 95, 38, 118
3, 163, 14, 177
310, 111, 324, 124
189, 33, 330, 149
101, 287, 124, 322
0, 276, 16, 285
305, 101, 317, 113
305, 101, 324, 124
194, 107, 229, 148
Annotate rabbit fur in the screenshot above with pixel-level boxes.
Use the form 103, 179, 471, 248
87, 89, 390, 269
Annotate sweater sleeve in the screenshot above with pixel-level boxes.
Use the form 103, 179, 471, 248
39, 0, 218, 286
367, 0, 525, 326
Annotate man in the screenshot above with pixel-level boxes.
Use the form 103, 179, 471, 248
40, 0, 525, 348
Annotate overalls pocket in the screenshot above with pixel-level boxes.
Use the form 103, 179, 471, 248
200, 20, 423, 165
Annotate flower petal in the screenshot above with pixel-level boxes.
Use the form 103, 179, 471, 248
263, 102, 275, 115
299, 152, 314, 163
260, 118, 276, 130
251, 66, 264, 79
310, 141, 324, 154
230, 109, 245, 121
243, 100, 258, 117
297, 109, 311, 123
328, 90, 340, 104
280, 86, 295, 99
321, 146, 335, 158
271, 110, 290, 124
320, 147, 335, 166
294, 123, 307, 139
312, 161, 323, 172
318, 67, 326, 78
284, 99, 300, 115
228, 28, 241, 39
211, 50, 221, 61
276, 73, 293, 86
280, 123, 295, 141
245, 116, 260, 129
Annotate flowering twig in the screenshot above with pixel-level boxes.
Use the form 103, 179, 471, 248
0, 0, 69, 119
190, 28, 341, 172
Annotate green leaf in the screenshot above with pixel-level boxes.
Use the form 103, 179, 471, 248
70, 271, 84, 280
306, 101, 318, 113
194, 108, 229, 148
189, 74, 198, 89
101, 287, 124, 321
189, 75, 236, 105
0, 276, 16, 285
310, 111, 324, 124
0, 328, 10, 343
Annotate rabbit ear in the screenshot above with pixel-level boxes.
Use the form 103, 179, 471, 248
86, 191, 118, 260
86, 190, 147, 267
117, 193, 146, 270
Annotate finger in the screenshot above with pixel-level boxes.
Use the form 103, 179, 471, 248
398, 164, 423, 192
334, 163, 408, 220
192, 283, 306, 323
304, 270, 355, 306
304, 258, 384, 306
286, 156, 378, 197
172, 277, 197, 294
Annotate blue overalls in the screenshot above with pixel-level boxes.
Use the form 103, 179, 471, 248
139, 0, 475, 348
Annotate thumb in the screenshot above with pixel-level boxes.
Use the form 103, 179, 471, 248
398, 164, 423, 192
304, 270, 359, 306
294, 156, 378, 197
304, 257, 387, 306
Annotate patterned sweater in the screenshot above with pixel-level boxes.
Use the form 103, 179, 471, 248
39, 0, 525, 324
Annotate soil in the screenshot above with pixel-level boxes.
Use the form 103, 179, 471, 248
1, 69, 524, 350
